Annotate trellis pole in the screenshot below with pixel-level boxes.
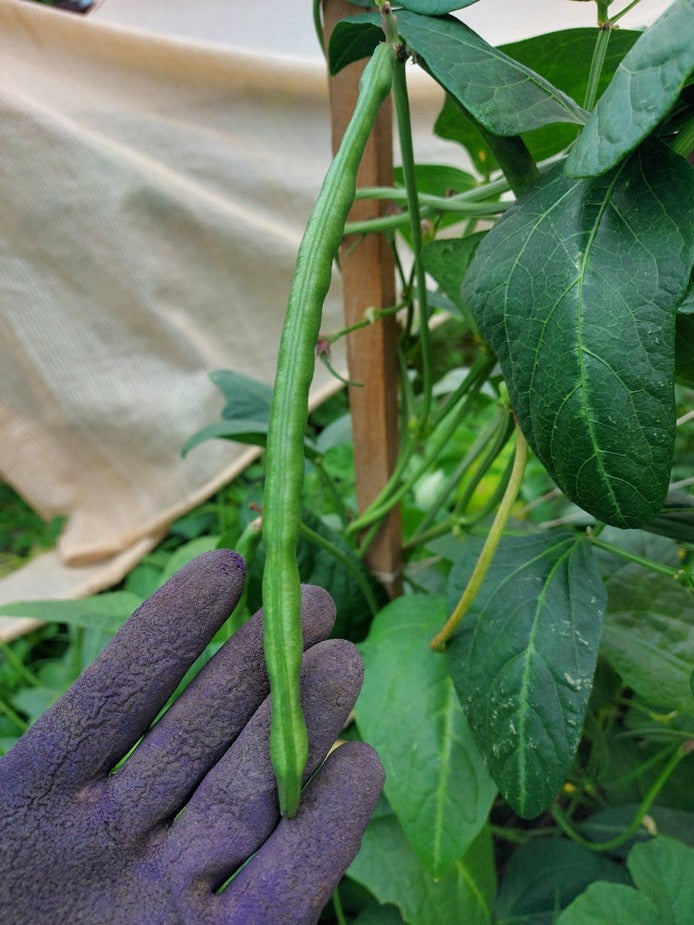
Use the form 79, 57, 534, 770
323, 0, 402, 597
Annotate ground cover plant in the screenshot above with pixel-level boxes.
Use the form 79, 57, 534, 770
2, 0, 694, 922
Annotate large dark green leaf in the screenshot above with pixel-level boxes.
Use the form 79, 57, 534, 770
343, 0, 480, 9
447, 533, 606, 818
399, 0, 480, 12
566, 0, 694, 177
434, 29, 641, 173
463, 142, 694, 528
599, 533, 694, 714
357, 596, 496, 876
396, 12, 586, 135
349, 809, 495, 925
496, 838, 629, 925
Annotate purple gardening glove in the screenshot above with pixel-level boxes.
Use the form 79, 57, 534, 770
0, 550, 384, 924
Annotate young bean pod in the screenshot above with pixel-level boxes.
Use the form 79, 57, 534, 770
262, 40, 395, 817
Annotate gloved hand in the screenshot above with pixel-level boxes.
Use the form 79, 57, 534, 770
0, 549, 384, 924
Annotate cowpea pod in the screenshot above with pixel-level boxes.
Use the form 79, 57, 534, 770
262, 40, 395, 816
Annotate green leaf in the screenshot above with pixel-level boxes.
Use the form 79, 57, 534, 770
434, 29, 641, 173
12, 687, 62, 723
566, 0, 694, 177
447, 533, 606, 818
158, 536, 221, 586
349, 809, 495, 925
464, 143, 694, 528
182, 369, 280, 455
181, 419, 270, 456
399, 0, 480, 12
558, 836, 694, 925
0, 592, 143, 633
210, 369, 273, 423
421, 233, 486, 317
328, 18, 383, 76
393, 163, 476, 197
556, 882, 658, 925
353, 905, 406, 925
182, 420, 319, 459
357, 595, 496, 876
496, 838, 629, 925
599, 533, 694, 714
342, 0, 480, 6
396, 12, 586, 136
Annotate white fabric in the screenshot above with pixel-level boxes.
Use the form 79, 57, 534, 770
0, 0, 668, 640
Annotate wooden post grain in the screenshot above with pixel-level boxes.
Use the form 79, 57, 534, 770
323, 1, 402, 596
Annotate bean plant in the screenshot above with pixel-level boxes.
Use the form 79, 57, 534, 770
2, 0, 693, 922
252, 0, 694, 920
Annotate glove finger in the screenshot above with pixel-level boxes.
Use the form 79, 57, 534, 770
12, 550, 246, 789
218, 742, 384, 925
106, 583, 337, 830
163, 638, 364, 919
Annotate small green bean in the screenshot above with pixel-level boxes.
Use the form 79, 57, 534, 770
262, 40, 395, 817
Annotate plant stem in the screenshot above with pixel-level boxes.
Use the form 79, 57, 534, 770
344, 197, 506, 236
609, 0, 645, 26
583, 24, 612, 110
332, 887, 347, 925
312, 0, 324, 54
0, 697, 29, 733
405, 406, 507, 547
589, 535, 691, 585
354, 186, 509, 214
429, 354, 496, 433
474, 125, 540, 197
454, 410, 515, 517
311, 458, 352, 527
392, 58, 433, 429
429, 425, 528, 650
347, 356, 491, 535
552, 741, 691, 853
355, 175, 511, 205
0, 639, 42, 688
325, 302, 403, 344
464, 446, 517, 526
299, 521, 380, 616
70, 626, 85, 681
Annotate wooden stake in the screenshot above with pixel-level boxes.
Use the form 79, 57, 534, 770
323, 0, 402, 596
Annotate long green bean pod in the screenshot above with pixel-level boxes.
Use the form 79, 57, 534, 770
262, 40, 395, 817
